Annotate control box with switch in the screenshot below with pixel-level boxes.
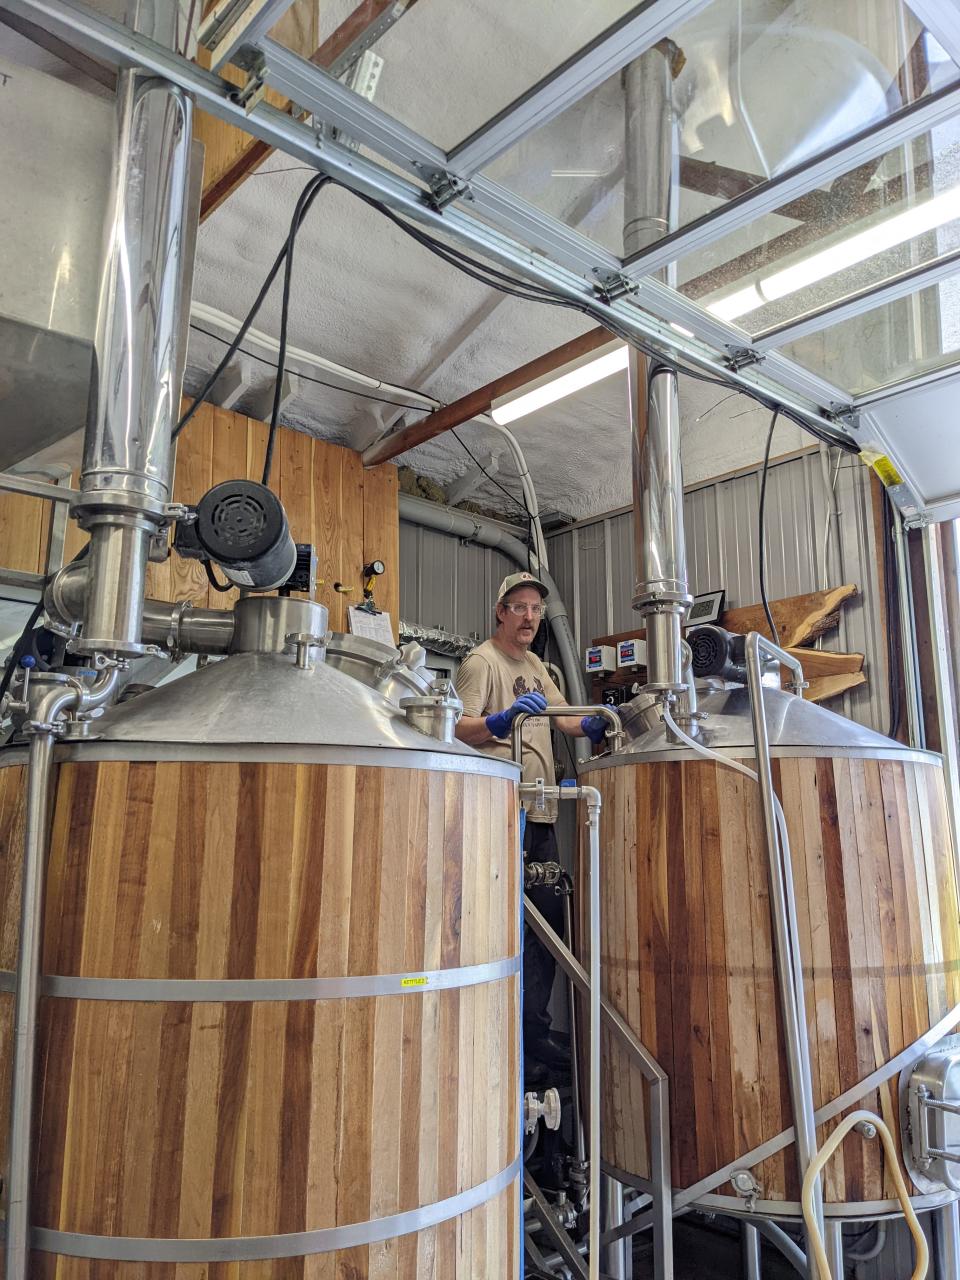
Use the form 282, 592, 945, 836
585, 645, 616, 675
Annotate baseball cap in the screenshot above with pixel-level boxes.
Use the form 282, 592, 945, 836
496, 571, 549, 603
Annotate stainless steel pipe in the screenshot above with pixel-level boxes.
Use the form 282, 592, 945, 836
892, 510, 925, 749
511, 704, 624, 764
745, 633, 823, 1274
521, 781, 604, 1280
75, 69, 194, 654
923, 525, 960, 883
46, 563, 237, 656
742, 1223, 762, 1280
564, 886, 587, 1165
623, 46, 677, 261
628, 356, 691, 692
4, 668, 118, 1280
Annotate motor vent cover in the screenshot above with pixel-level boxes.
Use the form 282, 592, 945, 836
195, 480, 297, 591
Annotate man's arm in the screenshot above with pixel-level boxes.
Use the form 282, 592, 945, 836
456, 714, 498, 746
454, 656, 496, 746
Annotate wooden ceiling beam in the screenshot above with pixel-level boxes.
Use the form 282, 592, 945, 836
361, 325, 614, 466
198, 0, 417, 221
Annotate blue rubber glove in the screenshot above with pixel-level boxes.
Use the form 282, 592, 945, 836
580, 715, 608, 746
485, 690, 548, 739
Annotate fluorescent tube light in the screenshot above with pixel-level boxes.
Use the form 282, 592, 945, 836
491, 343, 628, 425
707, 182, 960, 323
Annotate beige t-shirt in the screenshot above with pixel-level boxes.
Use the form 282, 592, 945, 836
456, 638, 567, 822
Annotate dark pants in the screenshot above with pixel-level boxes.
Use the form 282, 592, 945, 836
523, 820, 564, 1048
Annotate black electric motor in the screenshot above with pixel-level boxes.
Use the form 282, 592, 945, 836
182, 480, 298, 591
687, 624, 748, 683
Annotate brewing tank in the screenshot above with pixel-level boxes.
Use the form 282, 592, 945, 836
0, 598, 522, 1276
579, 685, 960, 1220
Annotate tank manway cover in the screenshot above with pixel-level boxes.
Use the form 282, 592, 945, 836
91, 650, 486, 756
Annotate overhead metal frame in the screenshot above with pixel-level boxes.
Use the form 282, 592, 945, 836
21, 0, 960, 505
444, 0, 714, 177
753, 247, 960, 352
620, 76, 960, 282
0, 0, 855, 443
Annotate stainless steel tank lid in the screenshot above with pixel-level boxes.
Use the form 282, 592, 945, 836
90, 648, 488, 756
585, 686, 940, 768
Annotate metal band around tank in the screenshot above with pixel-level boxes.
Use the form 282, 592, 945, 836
29, 1155, 521, 1261
39, 740, 521, 778
582, 744, 942, 770
599, 998, 960, 1233
600, 1159, 958, 1222
0, 955, 520, 1001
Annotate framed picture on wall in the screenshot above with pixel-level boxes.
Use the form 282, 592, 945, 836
686, 589, 725, 626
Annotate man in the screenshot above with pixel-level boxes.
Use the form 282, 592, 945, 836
455, 571, 607, 1080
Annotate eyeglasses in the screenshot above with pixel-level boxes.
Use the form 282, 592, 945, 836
502, 602, 544, 618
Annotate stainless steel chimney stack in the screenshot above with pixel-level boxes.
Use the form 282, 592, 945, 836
623, 47, 691, 692
72, 65, 194, 655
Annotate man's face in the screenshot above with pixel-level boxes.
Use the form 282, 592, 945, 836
496, 585, 543, 649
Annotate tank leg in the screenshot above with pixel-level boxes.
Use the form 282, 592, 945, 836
824, 1220, 844, 1278
603, 1173, 631, 1279
742, 1222, 762, 1279
936, 1201, 960, 1279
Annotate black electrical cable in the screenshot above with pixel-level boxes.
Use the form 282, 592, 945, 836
177, 172, 860, 466
174, 174, 330, 441
188, 324, 434, 412
261, 175, 331, 486
204, 561, 235, 594
758, 407, 782, 646
450, 428, 529, 518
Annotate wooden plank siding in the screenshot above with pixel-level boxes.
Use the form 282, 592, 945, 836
581, 754, 960, 1212
0, 759, 519, 1277
0, 404, 400, 641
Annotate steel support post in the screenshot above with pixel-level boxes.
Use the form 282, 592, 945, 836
893, 511, 925, 748
742, 1223, 762, 1280
824, 1221, 844, 1279
603, 1174, 631, 1279
937, 1200, 960, 1280
923, 525, 960, 882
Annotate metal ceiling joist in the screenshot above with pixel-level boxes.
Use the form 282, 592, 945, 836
445, 0, 714, 178
198, 0, 298, 71
258, 35, 447, 183
620, 76, 960, 282
903, 0, 960, 68
753, 248, 960, 353
2, 0, 853, 441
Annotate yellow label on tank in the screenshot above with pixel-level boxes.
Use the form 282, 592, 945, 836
401, 976, 429, 988
871, 454, 903, 487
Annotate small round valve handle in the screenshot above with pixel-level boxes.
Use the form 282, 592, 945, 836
19, 656, 36, 669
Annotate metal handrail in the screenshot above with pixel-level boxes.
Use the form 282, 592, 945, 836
744, 632, 823, 1269
511, 703, 625, 763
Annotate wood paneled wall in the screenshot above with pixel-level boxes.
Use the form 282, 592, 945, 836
0, 405, 400, 639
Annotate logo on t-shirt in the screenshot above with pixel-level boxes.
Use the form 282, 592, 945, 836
513, 676, 546, 700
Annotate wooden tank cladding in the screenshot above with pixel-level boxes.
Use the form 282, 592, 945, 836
0, 758, 521, 1277
580, 753, 960, 1212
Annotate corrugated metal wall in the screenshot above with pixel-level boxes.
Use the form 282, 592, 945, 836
398, 522, 516, 643
547, 451, 890, 732
399, 449, 890, 732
